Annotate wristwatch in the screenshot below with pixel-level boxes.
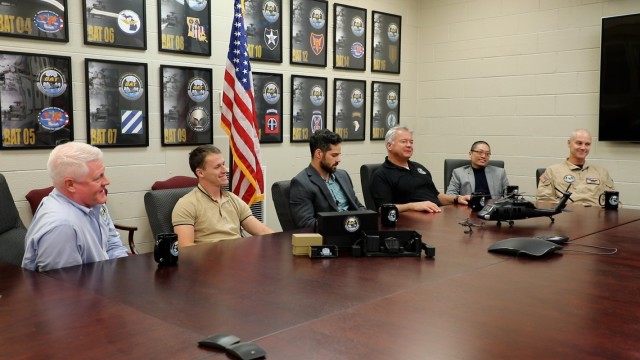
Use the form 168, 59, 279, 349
453, 196, 459, 204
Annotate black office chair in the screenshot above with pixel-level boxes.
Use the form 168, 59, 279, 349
443, 159, 505, 191
144, 187, 194, 241
0, 174, 27, 267
271, 180, 295, 231
360, 163, 382, 211
535, 168, 546, 187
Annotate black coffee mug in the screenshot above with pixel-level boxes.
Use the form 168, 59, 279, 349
380, 204, 399, 227
599, 191, 619, 210
468, 192, 486, 212
506, 185, 519, 196
154, 233, 179, 265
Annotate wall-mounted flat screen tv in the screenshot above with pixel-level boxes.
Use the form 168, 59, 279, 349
599, 13, 640, 142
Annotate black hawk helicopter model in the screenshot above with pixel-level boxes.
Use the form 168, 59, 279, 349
475, 185, 573, 226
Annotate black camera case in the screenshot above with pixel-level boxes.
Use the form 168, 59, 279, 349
353, 230, 424, 257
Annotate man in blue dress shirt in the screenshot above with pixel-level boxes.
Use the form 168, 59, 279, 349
22, 142, 129, 272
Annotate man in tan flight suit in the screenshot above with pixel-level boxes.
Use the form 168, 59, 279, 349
537, 129, 615, 206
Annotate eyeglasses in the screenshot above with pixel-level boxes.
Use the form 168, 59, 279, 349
470, 150, 491, 157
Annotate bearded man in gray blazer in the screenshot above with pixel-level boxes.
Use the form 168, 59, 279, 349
290, 129, 366, 229
446, 141, 509, 199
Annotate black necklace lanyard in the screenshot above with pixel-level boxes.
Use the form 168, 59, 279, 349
198, 185, 243, 235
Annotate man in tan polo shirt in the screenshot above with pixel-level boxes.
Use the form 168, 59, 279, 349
172, 145, 273, 248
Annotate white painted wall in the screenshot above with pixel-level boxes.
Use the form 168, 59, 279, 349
2, 0, 639, 254
414, 0, 640, 210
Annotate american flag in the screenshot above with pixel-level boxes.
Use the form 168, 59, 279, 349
221, 0, 264, 206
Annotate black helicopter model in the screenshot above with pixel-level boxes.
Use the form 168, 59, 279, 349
475, 187, 572, 226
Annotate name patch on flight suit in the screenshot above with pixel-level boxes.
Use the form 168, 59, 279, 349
586, 178, 600, 185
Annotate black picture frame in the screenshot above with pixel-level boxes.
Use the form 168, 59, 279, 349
0, 0, 68, 42
290, 0, 328, 67
291, 75, 327, 142
160, 65, 213, 146
82, 0, 147, 49
245, 0, 283, 63
253, 72, 284, 143
370, 81, 400, 140
158, 0, 211, 56
371, 11, 401, 74
333, 4, 366, 71
85, 59, 149, 148
333, 79, 366, 141
0, 51, 73, 149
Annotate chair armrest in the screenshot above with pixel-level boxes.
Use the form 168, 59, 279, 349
115, 224, 138, 255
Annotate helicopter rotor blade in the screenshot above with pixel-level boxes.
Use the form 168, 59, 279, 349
457, 218, 484, 227
470, 190, 521, 198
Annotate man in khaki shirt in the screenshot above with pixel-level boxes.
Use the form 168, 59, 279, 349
537, 129, 615, 206
172, 145, 273, 248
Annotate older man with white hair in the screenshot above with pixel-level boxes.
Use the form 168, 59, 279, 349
22, 142, 129, 272
371, 126, 471, 213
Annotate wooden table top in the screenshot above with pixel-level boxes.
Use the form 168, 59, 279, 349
0, 264, 210, 359
259, 219, 640, 359
3, 204, 640, 359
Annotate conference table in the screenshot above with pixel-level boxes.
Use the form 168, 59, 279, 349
2, 204, 640, 359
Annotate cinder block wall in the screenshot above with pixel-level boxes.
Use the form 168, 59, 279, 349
1, 0, 639, 254
413, 0, 640, 208
0, 0, 418, 253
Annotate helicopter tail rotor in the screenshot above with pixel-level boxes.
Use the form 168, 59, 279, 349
554, 184, 575, 203
554, 188, 573, 212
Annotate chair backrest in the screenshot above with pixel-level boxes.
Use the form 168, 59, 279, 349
0, 174, 27, 267
360, 163, 382, 211
151, 176, 199, 190
25, 186, 54, 215
443, 159, 505, 191
536, 168, 546, 187
271, 180, 295, 231
144, 187, 194, 240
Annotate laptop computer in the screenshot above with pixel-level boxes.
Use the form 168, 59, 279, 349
316, 210, 378, 251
